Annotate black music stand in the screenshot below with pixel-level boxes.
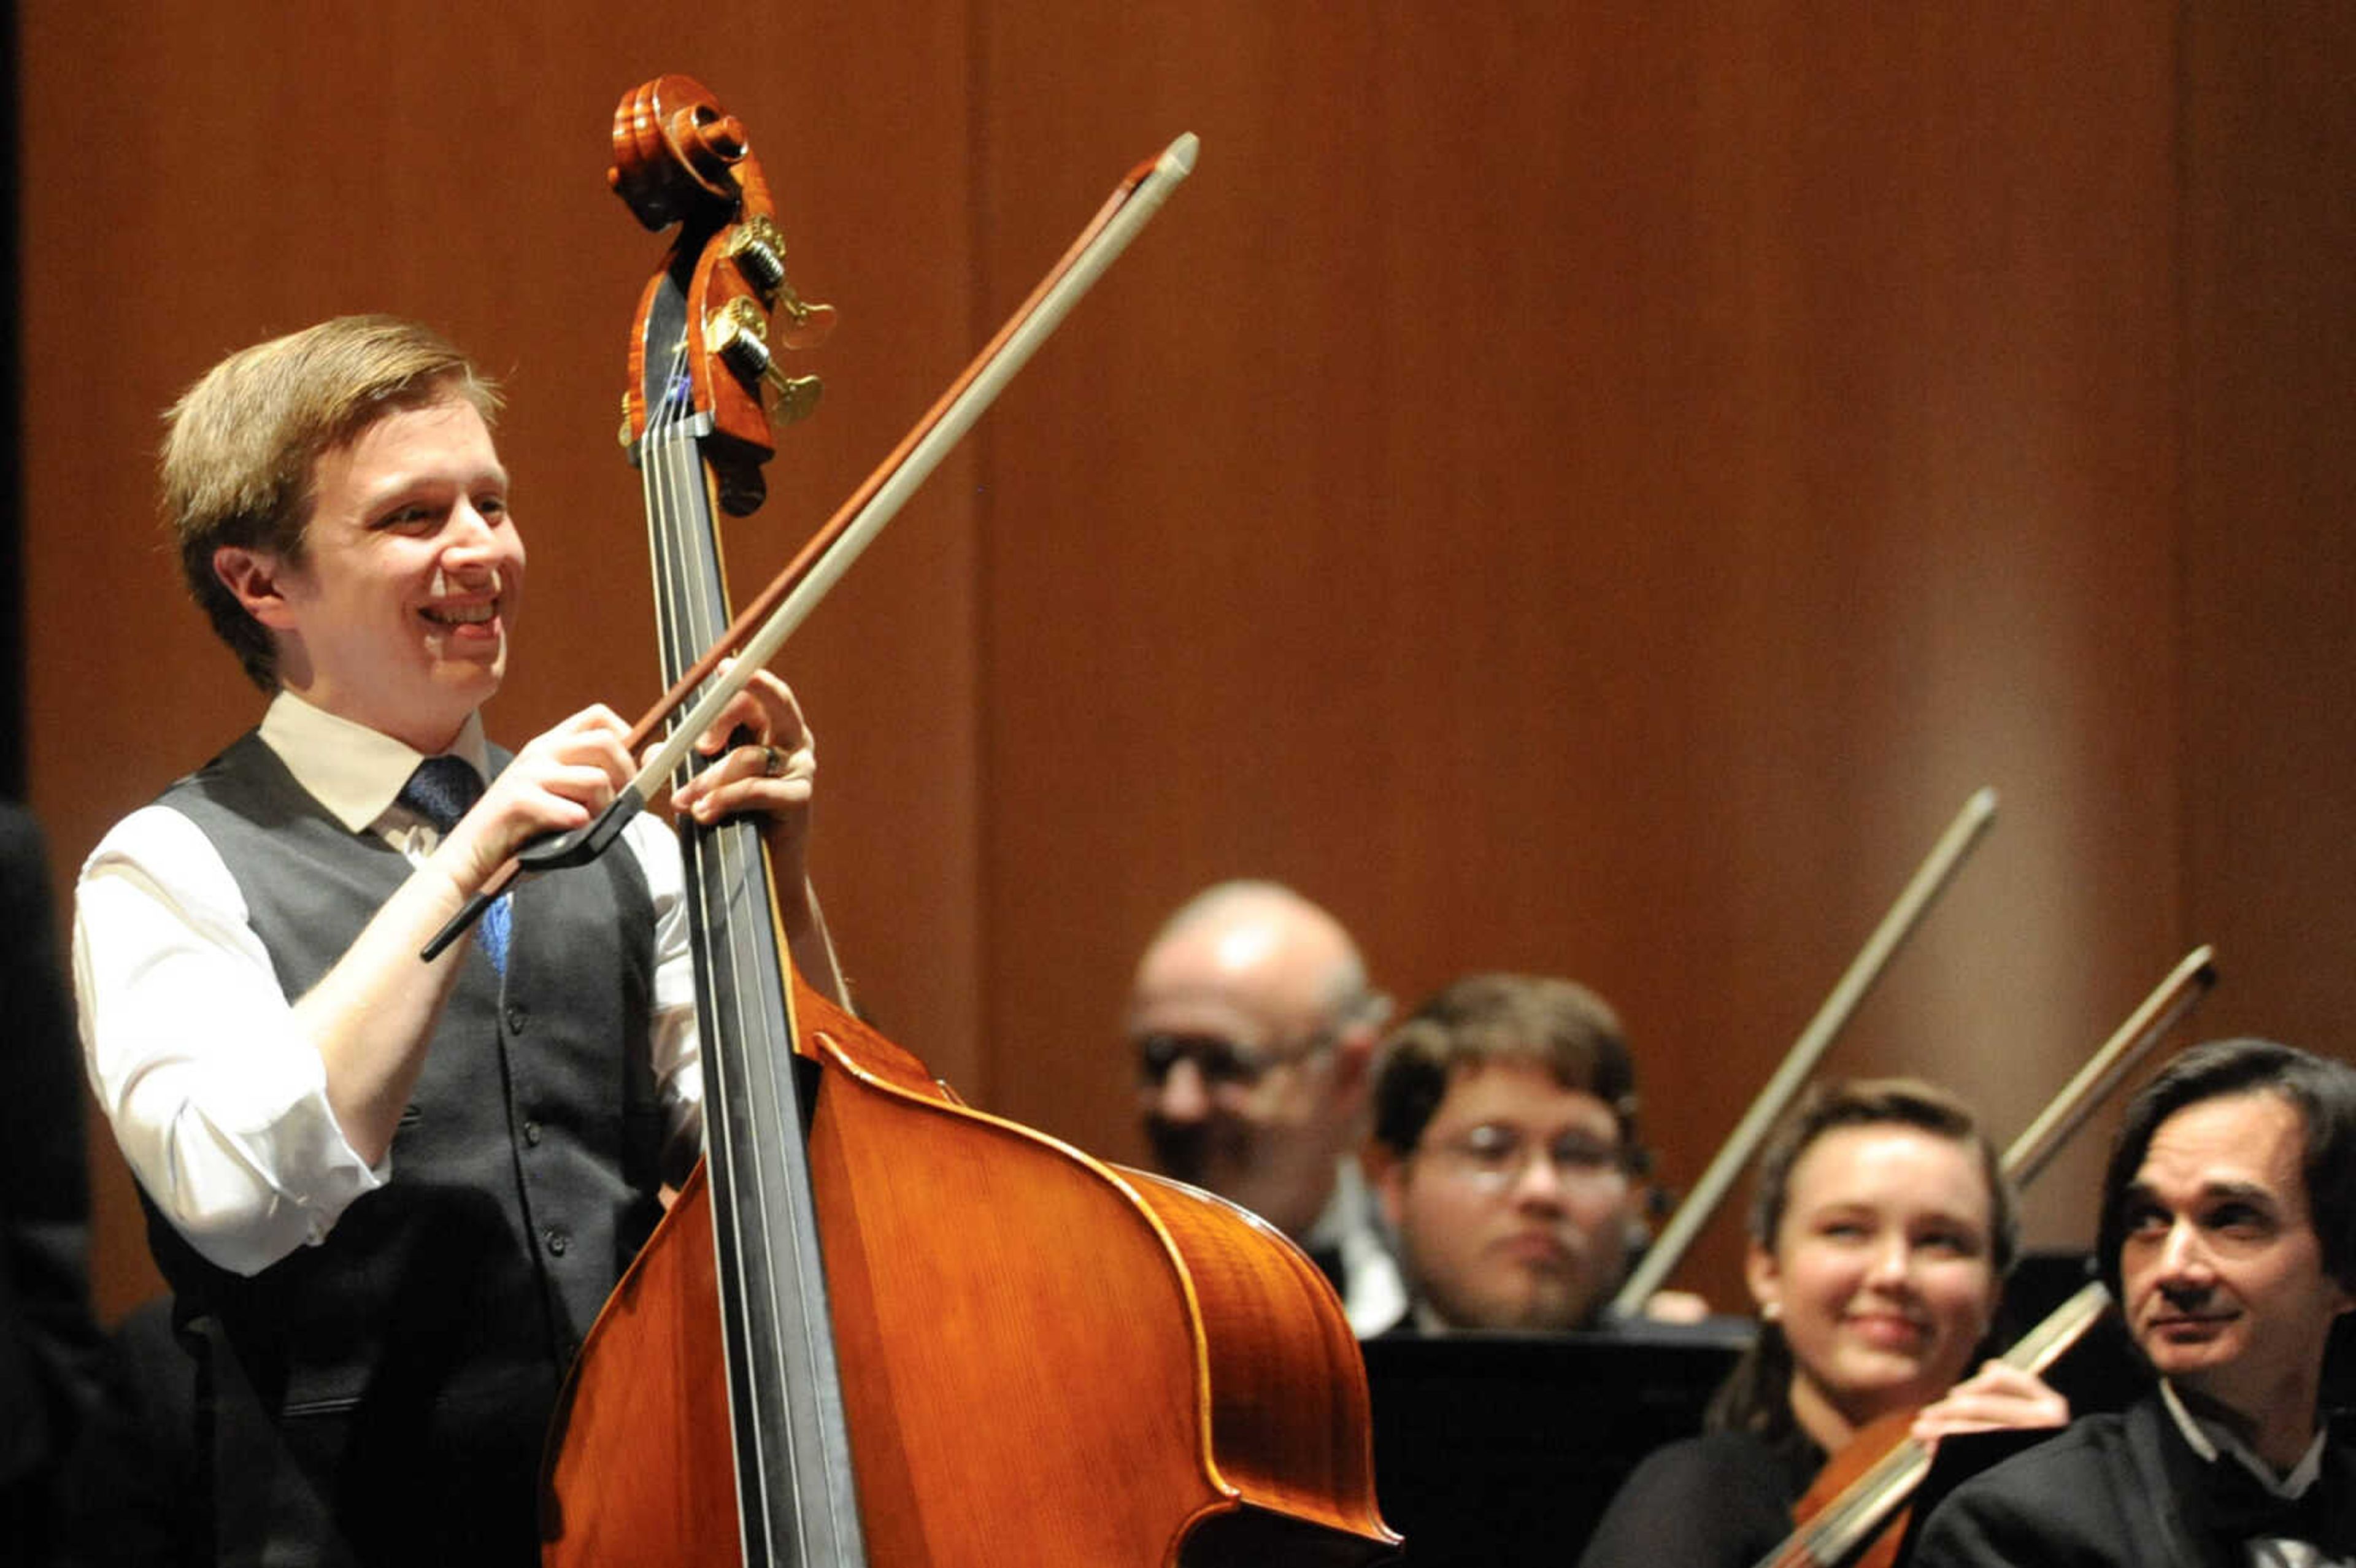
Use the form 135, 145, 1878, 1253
1360, 1318, 1749, 1567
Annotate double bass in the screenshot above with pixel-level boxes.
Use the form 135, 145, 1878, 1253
536, 77, 1398, 1568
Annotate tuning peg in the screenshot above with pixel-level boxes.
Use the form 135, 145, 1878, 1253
706, 298, 824, 426
725, 218, 836, 350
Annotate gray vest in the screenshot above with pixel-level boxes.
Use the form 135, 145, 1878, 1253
149, 731, 668, 1567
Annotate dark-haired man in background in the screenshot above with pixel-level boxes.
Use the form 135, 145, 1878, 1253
1914, 1038, 2356, 1565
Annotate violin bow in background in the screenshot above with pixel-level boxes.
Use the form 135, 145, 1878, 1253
1612, 788, 2001, 1316
1999, 943, 2216, 1187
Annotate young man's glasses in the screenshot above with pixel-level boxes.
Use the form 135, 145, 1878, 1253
1421, 1124, 1627, 1191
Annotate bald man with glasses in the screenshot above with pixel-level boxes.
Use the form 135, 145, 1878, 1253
1124, 881, 1403, 1335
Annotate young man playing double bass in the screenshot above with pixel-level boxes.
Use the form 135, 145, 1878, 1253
1912, 1038, 2356, 1566
73, 315, 844, 1566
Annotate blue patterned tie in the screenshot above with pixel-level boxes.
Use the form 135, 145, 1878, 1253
399, 756, 510, 974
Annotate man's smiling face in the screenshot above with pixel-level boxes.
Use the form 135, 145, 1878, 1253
235, 396, 523, 753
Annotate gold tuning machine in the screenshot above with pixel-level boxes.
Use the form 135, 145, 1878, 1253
706, 297, 823, 426
725, 217, 836, 350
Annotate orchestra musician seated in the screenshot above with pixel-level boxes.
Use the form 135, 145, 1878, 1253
1360, 972, 1700, 1335
72, 316, 846, 1566
1912, 1039, 2356, 1566
1124, 881, 1404, 1335
1577, 1078, 2068, 1566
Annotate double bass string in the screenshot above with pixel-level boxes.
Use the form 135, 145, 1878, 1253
638, 349, 772, 1542
639, 339, 837, 1566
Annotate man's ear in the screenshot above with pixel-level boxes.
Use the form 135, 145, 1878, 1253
213, 545, 299, 631
1322, 1021, 1385, 1137
1330, 1020, 1379, 1090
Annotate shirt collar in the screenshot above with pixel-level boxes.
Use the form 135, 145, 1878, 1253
256, 690, 488, 835
2160, 1377, 2328, 1498
1300, 1155, 1368, 1253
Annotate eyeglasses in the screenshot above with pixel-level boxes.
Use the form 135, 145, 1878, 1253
1422, 1123, 1628, 1190
1133, 1027, 1333, 1090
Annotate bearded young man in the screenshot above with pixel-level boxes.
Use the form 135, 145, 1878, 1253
1361, 973, 1659, 1335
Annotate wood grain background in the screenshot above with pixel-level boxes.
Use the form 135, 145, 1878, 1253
15, 3, 2352, 1321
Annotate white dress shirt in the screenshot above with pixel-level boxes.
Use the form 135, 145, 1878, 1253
74, 693, 699, 1278
1301, 1155, 1409, 1337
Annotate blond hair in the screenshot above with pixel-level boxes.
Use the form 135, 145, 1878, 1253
161, 315, 501, 690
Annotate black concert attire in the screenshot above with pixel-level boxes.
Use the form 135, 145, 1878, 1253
1911, 1390, 2356, 1568
53, 1296, 206, 1568
0, 804, 105, 1566
1576, 1426, 1823, 1567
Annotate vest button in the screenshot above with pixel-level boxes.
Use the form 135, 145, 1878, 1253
522, 1120, 543, 1147
505, 1004, 529, 1033
544, 1228, 569, 1256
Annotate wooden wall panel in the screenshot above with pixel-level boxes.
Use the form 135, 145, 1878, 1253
18, 2, 2353, 1330
972, 4, 2182, 1305
2179, 9, 2356, 1059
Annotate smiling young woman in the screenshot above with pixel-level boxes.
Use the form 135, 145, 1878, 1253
1577, 1079, 2069, 1568
1749, 1110, 2002, 1447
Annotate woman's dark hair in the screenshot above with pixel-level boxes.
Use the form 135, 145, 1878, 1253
1706, 1078, 2017, 1440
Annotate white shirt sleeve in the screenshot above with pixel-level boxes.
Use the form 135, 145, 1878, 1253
73, 804, 388, 1276
77, 800, 706, 1278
